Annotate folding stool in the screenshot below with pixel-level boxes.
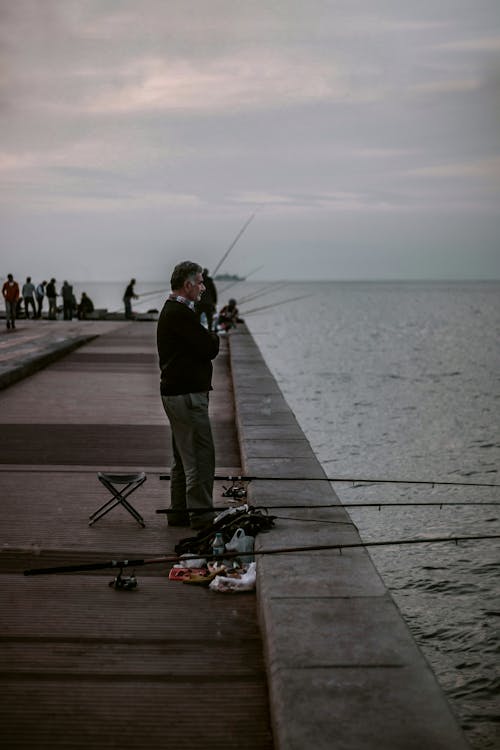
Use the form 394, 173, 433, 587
89, 472, 147, 527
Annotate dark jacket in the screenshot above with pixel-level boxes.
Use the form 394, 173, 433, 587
157, 299, 220, 395
202, 275, 217, 307
62, 283, 73, 302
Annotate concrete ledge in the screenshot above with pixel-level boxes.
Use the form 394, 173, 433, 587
228, 325, 470, 750
0, 335, 97, 391
268, 665, 470, 750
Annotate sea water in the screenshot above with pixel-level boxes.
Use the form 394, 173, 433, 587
81, 279, 499, 748
244, 280, 500, 750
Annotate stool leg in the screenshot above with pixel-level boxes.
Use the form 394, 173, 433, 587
118, 479, 146, 526
89, 496, 119, 522
90, 477, 146, 527
89, 479, 126, 526
120, 497, 146, 527
89, 497, 121, 526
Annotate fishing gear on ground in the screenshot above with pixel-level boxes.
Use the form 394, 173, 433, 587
109, 568, 138, 590
221, 480, 248, 499
174, 504, 276, 558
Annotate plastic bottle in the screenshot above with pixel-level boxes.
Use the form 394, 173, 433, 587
212, 532, 225, 558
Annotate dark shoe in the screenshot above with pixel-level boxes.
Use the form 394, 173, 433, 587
167, 514, 191, 527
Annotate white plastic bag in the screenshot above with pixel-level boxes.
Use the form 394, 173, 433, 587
225, 527, 254, 563
209, 562, 257, 593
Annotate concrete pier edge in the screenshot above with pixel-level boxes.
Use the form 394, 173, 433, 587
0, 334, 97, 391
228, 325, 470, 750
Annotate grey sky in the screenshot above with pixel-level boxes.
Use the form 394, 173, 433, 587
1, 0, 499, 281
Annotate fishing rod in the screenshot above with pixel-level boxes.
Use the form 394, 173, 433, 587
236, 281, 288, 303
133, 290, 169, 312
23, 533, 500, 577
106, 284, 162, 316
115, 216, 256, 313
212, 214, 255, 277
218, 265, 265, 295
137, 287, 170, 300
241, 294, 312, 316
236, 282, 291, 306
158, 473, 500, 489
155, 501, 500, 514
133, 270, 268, 310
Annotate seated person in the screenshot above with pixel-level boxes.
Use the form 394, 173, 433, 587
217, 298, 243, 332
77, 292, 94, 320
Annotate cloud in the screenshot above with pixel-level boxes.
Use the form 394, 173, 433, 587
1, 1, 499, 280
0, 152, 39, 170
350, 148, 417, 159
230, 188, 406, 214
331, 15, 449, 37
0, 181, 202, 214
75, 54, 354, 115
408, 156, 500, 180
437, 35, 500, 53
3, 3, 404, 120
408, 78, 481, 96
2, 49, 362, 118
0, 134, 177, 175
232, 191, 294, 206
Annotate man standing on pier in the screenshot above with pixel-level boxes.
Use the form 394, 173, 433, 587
35, 280, 46, 318
157, 261, 220, 529
2, 273, 20, 330
22, 277, 36, 319
46, 278, 57, 320
195, 268, 217, 330
123, 278, 138, 319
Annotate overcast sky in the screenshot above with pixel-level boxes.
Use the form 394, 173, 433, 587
1, 1, 499, 281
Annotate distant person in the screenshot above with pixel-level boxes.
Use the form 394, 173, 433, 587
61, 280, 74, 320
195, 268, 217, 330
46, 278, 57, 319
123, 278, 138, 319
77, 292, 94, 320
217, 298, 243, 332
35, 280, 46, 318
2, 273, 20, 330
157, 261, 220, 529
22, 277, 36, 319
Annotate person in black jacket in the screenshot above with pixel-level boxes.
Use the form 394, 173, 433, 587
195, 268, 217, 330
77, 292, 94, 320
123, 278, 138, 319
157, 261, 220, 529
61, 280, 74, 320
35, 281, 46, 318
46, 278, 57, 319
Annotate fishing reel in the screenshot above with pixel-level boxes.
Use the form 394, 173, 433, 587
109, 568, 138, 591
222, 483, 248, 500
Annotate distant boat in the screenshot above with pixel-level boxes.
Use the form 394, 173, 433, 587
214, 273, 244, 281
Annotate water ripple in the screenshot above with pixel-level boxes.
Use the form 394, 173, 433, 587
247, 281, 500, 749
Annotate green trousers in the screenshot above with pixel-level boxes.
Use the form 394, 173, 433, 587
161, 391, 215, 527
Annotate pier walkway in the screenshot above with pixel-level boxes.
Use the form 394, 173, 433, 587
0, 320, 273, 750
0, 318, 471, 749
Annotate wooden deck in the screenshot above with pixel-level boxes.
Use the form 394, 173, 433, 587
0, 321, 274, 749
